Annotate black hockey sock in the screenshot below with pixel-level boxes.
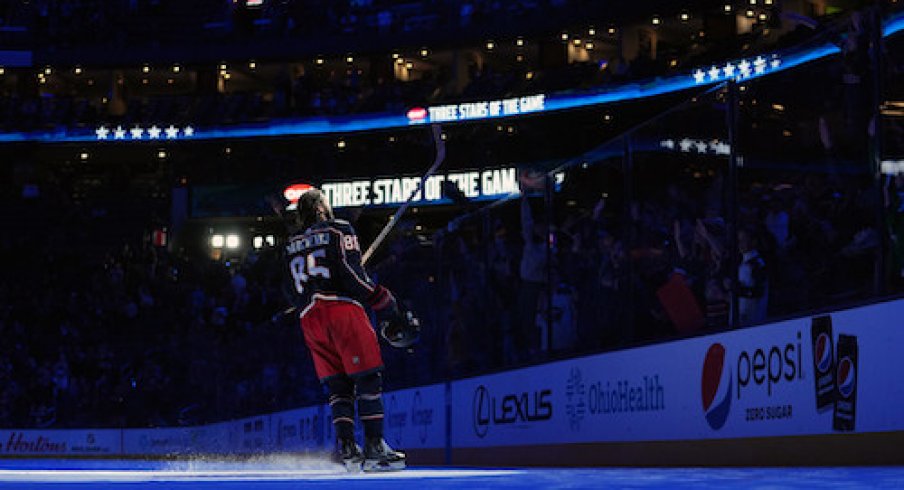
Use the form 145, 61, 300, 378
326, 376, 355, 441
355, 372, 384, 439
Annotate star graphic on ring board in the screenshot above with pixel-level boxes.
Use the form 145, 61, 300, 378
753, 56, 767, 75
722, 63, 736, 78
693, 69, 706, 84
737, 59, 752, 78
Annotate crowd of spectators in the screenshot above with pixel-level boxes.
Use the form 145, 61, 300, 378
413, 159, 886, 378
0, 0, 594, 49
0, 0, 817, 131
0, 54, 627, 132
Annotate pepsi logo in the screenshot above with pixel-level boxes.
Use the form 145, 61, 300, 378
837, 357, 856, 399
701, 343, 732, 430
815, 333, 833, 374
407, 107, 427, 122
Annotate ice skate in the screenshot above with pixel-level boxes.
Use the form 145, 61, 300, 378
363, 437, 406, 472
337, 438, 363, 472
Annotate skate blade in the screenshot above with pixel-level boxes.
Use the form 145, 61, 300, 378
343, 459, 364, 473
362, 459, 406, 472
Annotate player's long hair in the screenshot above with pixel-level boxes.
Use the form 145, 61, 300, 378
297, 188, 334, 231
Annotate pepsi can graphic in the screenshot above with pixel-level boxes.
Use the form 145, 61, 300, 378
833, 334, 858, 432
810, 315, 836, 412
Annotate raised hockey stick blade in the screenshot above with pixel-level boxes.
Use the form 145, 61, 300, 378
362, 124, 446, 265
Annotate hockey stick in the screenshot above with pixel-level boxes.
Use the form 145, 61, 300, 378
361, 124, 446, 265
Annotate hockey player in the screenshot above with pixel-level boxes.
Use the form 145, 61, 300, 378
284, 188, 419, 472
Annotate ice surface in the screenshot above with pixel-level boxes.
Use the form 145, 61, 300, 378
0, 459, 901, 489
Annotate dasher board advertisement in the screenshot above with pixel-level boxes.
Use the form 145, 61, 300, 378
450, 299, 904, 447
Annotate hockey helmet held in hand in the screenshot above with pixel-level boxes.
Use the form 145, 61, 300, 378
380, 310, 421, 349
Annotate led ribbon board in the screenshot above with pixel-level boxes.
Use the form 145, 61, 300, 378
0, 13, 900, 144
321, 167, 520, 208
407, 94, 547, 124
881, 160, 904, 175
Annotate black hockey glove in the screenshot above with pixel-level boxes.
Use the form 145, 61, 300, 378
371, 287, 420, 349
379, 308, 421, 349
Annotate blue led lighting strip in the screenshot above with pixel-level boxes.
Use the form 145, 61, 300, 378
0, 12, 901, 144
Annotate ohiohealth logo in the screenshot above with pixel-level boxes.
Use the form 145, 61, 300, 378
564, 367, 586, 431
701, 343, 732, 430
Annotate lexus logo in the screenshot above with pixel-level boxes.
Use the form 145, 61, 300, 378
473, 385, 490, 438
472, 384, 553, 438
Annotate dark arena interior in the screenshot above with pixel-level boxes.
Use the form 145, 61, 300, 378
0, 0, 903, 488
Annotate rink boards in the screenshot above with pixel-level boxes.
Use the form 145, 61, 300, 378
1, 298, 903, 465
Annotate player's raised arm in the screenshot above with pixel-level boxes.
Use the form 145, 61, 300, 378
329, 220, 395, 311
329, 221, 420, 349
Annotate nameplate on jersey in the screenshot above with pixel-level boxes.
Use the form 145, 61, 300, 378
286, 232, 330, 255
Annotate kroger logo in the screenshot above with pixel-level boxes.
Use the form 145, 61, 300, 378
411, 391, 433, 445
815, 333, 833, 374
837, 357, 856, 399
701, 343, 732, 430
386, 395, 405, 448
